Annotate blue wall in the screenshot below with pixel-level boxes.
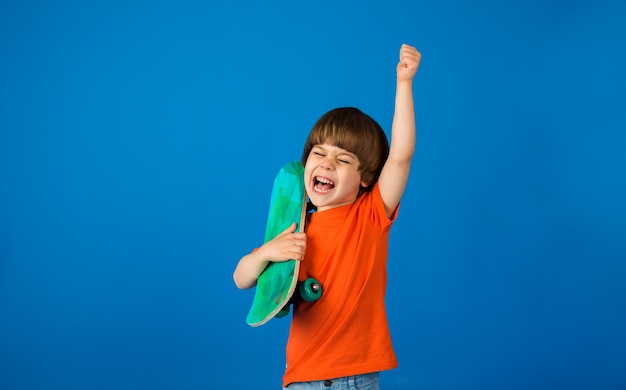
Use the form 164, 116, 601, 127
1, 1, 625, 389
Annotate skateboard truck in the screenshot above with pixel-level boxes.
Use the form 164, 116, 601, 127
276, 278, 323, 318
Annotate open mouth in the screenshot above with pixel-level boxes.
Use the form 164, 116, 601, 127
313, 176, 335, 193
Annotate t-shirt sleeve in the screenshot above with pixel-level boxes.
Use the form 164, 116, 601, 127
366, 182, 398, 230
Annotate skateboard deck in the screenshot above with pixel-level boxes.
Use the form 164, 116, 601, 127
246, 161, 307, 327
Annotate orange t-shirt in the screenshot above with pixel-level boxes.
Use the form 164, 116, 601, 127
283, 183, 398, 386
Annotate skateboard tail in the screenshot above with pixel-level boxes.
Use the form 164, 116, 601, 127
246, 261, 299, 327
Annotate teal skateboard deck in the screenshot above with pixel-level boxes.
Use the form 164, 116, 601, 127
246, 161, 320, 327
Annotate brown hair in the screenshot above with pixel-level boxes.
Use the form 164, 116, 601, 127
301, 107, 389, 191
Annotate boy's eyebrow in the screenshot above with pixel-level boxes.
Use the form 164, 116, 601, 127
336, 149, 357, 159
313, 145, 356, 159
338, 152, 356, 159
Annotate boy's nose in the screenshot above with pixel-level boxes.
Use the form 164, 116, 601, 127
320, 158, 335, 170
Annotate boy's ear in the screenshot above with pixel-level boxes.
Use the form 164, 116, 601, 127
360, 180, 369, 188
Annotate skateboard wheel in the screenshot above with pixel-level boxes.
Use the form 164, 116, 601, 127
299, 278, 323, 302
276, 306, 290, 318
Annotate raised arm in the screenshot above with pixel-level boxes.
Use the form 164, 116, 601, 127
378, 44, 421, 217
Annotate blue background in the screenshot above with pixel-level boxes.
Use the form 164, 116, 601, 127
1, 1, 625, 389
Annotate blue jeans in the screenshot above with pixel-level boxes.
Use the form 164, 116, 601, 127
283, 372, 379, 390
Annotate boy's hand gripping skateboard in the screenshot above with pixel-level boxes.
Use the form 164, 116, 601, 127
246, 161, 323, 327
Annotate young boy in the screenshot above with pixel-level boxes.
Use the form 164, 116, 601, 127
234, 44, 421, 390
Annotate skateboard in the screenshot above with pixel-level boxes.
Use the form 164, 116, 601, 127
246, 161, 323, 327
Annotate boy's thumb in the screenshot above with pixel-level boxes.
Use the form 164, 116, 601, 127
281, 222, 297, 235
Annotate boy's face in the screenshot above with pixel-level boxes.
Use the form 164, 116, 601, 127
304, 143, 366, 212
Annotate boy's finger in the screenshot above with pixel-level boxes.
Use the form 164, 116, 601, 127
280, 222, 298, 235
